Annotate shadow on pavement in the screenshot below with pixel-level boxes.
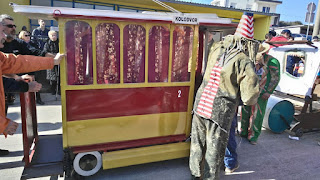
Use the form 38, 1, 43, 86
0, 150, 23, 157
0, 160, 24, 169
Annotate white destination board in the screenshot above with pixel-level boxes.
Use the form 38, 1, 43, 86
173, 16, 198, 25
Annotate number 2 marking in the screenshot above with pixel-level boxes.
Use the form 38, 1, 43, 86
178, 90, 181, 98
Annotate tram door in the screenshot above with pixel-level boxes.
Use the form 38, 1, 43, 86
59, 19, 199, 152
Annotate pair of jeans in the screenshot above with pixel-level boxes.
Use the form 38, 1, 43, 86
224, 114, 238, 169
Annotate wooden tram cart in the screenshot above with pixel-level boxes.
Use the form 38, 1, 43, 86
266, 41, 320, 137
12, 4, 240, 179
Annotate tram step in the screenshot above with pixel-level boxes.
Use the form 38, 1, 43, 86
102, 142, 190, 169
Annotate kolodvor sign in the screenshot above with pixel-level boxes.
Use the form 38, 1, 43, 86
173, 16, 198, 25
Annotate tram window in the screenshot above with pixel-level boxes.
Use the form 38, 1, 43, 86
148, 26, 170, 82
172, 26, 193, 82
285, 51, 306, 77
65, 20, 93, 85
123, 24, 146, 83
96, 23, 120, 84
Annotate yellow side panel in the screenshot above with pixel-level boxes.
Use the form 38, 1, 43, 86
66, 112, 188, 147
102, 142, 190, 169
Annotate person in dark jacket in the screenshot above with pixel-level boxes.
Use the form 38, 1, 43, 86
43, 30, 60, 95
18, 30, 45, 105
32, 19, 49, 50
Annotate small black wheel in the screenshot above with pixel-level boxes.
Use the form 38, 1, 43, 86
73, 151, 102, 177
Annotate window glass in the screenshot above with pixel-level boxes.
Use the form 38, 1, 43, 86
262, 7, 270, 13
53, 1, 73, 8
119, 8, 138, 12
96, 23, 120, 84
123, 24, 146, 83
285, 51, 306, 77
148, 26, 170, 82
74, 3, 94, 9
65, 21, 93, 85
95, 5, 114, 10
52, 20, 58, 27
171, 26, 193, 82
30, 0, 51, 6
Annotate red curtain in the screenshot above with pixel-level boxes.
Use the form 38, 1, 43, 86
148, 26, 170, 83
66, 20, 93, 85
96, 23, 120, 84
171, 26, 193, 82
123, 24, 146, 83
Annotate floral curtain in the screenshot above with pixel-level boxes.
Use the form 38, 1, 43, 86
123, 24, 146, 83
171, 26, 193, 82
148, 26, 170, 83
66, 20, 93, 85
96, 23, 120, 84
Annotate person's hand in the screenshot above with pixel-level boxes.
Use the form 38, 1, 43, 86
21, 74, 34, 82
45, 52, 55, 58
261, 93, 271, 100
53, 53, 65, 65
3, 119, 18, 136
28, 81, 42, 92
14, 75, 23, 81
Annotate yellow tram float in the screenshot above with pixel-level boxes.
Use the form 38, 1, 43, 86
9, 1, 274, 179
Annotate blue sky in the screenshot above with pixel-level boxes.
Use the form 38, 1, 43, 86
182, 0, 319, 24
277, 0, 318, 23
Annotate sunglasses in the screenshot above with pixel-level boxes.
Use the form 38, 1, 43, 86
5, 24, 16, 28
24, 35, 30, 37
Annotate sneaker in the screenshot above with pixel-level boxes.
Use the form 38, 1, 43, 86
225, 164, 239, 174
0, 149, 9, 156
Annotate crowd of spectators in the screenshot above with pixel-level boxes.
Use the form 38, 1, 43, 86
0, 14, 62, 156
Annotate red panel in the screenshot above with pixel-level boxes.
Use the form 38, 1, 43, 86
71, 134, 187, 153
66, 86, 190, 121
20, 92, 38, 167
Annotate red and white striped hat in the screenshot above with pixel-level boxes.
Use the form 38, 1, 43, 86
234, 12, 254, 39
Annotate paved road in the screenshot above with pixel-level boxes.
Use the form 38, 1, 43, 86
1, 93, 320, 180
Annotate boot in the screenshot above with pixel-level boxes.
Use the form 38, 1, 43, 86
36, 93, 45, 105
51, 81, 57, 95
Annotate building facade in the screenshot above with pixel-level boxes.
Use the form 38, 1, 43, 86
211, 0, 282, 25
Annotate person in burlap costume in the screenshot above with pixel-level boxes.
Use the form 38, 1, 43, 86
189, 12, 261, 179
240, 43, 280, 145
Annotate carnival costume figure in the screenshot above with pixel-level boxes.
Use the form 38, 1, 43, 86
189, 12, 260, 179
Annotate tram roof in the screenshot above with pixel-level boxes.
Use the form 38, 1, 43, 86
10, 3, 233, 26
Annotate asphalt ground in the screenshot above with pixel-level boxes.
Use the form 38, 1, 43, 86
0, 93, 320, 180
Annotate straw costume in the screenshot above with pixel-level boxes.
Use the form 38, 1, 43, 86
189, 12, 260, 179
